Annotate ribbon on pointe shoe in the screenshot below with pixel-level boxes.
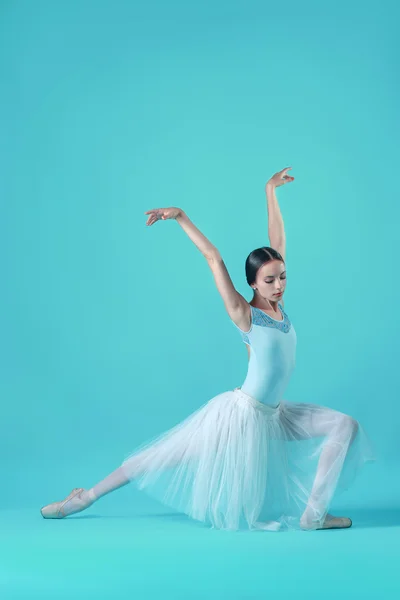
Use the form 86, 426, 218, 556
41, 488, 86, 519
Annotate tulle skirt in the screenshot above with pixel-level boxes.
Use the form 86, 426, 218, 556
121, 387, 376, 531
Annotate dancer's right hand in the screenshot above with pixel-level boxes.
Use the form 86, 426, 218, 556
144, 207, 182, 226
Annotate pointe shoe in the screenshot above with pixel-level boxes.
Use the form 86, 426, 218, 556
40, 488, 96, 519
316, 514, 352, 530
300, 511, 352, 530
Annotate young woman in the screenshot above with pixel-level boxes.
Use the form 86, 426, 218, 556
41, 167, 375, 531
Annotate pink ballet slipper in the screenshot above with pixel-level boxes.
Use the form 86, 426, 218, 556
316, 514, 352, 530
40, 488, 96, 519
300, 511, 352, 530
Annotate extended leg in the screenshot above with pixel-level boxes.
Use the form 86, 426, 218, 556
40, 441, 191, 518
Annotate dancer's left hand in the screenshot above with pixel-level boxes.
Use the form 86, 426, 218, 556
266, 167, 295, 189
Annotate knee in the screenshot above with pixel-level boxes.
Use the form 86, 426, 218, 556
340, 415, 359, 444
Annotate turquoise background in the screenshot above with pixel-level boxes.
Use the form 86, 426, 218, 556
1, 0, 399, 598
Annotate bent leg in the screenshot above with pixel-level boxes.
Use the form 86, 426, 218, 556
280, 403, 359, 527
299, 410, 359, 527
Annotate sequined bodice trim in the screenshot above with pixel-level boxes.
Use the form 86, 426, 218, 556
241, 303, 291, 345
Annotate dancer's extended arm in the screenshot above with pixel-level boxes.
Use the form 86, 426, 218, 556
265, 167, 295, 263
144, 207, 249, 327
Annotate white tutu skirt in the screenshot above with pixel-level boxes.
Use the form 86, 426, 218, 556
121, 387, 376, 531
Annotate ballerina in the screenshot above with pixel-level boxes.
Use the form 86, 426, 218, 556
41, 167, 375, 531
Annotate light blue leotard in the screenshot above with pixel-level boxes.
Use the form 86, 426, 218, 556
232, 302, 297, 408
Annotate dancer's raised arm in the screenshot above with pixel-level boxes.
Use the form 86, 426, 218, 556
144, 207, 249, 325
265, 167, 294, 262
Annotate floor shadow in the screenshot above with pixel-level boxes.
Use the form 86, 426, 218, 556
68, 507, 400, 529
69, 511, 208, 528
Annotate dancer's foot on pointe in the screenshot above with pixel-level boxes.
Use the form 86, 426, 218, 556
40, 488, 96, 519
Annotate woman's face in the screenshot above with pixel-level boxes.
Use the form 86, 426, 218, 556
254, 260, 286, 301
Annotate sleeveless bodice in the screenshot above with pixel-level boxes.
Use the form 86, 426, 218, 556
231, 303, 297, 407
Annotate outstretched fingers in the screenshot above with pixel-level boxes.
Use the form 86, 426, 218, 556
281, 167, 294, 184
144, 209, 163, 226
